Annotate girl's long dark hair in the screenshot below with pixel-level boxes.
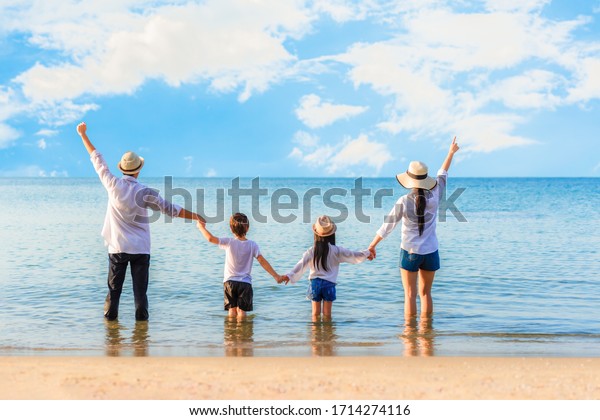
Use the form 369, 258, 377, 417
415, 188, 426, 236
313, 233, 336, 272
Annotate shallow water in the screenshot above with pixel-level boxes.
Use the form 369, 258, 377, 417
0, 177, 599, 356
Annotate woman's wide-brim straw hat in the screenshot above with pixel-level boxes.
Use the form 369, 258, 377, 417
117, 151, 145, 175
396, 161, 437, 190
313, 215, 336, 237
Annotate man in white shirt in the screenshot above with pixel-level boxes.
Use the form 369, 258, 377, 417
77, 122, 204, 321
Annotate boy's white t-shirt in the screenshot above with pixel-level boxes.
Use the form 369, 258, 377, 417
218, 237, 261, 284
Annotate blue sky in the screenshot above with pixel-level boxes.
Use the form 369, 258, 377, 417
0, 0, 599, 178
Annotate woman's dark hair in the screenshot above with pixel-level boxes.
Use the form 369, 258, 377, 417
230, 213, 249, 238
313, 233, 336, 272
415, 188, 426, 236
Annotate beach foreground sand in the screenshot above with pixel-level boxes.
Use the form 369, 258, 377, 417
1, 357, 599, 400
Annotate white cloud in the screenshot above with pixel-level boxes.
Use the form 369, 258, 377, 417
206, 168, 217, 177
37, 138, 47, 150
293, 130, 320, 148
483, 0, 550, 13
311, 0, 375, 22
36, 101, 100, 126
329, 134, 392, 173
1, 0, 598, 166
288, 133, 336, 168
12, 0, 313, 104
35, 129, 59, 137
0, 0, 153, 56
0, 86, 22, 147
567, 57, 600, 102
295, 94, 368, 128
449, 114, 537, 153
0, 123, 20, 149
329, 5, 594, 153
289, 133, 391, 174
484, 70, 564, 109
397, 8, 584, 72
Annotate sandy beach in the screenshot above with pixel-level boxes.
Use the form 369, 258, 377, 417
1, 357, 599, 400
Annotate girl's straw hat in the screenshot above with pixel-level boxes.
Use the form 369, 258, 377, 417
313, 215, 336, 237
396, 161, 437, 190
117, 151, 145, 175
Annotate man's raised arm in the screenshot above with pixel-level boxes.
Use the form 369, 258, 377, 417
77, 122, 96, 155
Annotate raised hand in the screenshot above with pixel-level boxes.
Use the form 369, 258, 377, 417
77, 122, 87, 136
441, 136, 459, 172
449, 136, 459, 155
76, 121, 96, 154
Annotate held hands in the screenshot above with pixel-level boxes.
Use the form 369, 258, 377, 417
367, 247, 376, 261
277, 275, 289, 285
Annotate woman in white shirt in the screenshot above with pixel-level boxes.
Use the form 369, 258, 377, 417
284, 215, 370, 320
368, 138, 459, 318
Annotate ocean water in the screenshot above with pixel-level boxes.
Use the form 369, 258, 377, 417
0, 177, 599, 357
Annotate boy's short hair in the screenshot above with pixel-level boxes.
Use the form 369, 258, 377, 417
230, 213, 250, 238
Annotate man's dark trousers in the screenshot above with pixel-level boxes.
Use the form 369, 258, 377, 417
104, 253, 150, 321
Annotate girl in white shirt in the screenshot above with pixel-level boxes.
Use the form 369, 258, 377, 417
368, 137, 460, 318
284, 215, 370, 320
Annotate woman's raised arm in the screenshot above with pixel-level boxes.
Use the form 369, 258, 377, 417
441, 136, 459, 172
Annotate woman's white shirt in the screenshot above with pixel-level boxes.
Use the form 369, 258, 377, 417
376, 169, 448, 255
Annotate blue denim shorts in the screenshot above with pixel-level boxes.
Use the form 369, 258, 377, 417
400, 249, 440, 272
309, 278, 336, 302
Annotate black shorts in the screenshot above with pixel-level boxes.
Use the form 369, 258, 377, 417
224, 280, 253, 312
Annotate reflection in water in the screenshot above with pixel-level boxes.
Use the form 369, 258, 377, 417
104, 320, 150, 357
104, 320, 124, 357
310, 319, 337, 356
400, 316, 435, 356
224, 317, 254, 357
132, 321, 149, 357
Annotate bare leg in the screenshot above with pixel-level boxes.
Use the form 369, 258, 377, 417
228, 308, 238, 318
322, 301, 333, 320
418, 269, 436, 316
236, 308, 247, 320
312, 301, 322, 319
401, 269, 419, 316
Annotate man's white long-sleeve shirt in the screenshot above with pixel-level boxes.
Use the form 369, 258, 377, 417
91, 150, 182, 254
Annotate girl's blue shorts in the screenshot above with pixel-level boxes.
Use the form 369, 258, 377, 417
400, 249, 440, 272
309, 278, 336, 302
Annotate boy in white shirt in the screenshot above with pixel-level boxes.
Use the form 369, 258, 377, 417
196, 213, 283, 319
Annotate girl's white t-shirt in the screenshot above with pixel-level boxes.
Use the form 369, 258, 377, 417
218, 237, 260, 284
286, 243, 369, 285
